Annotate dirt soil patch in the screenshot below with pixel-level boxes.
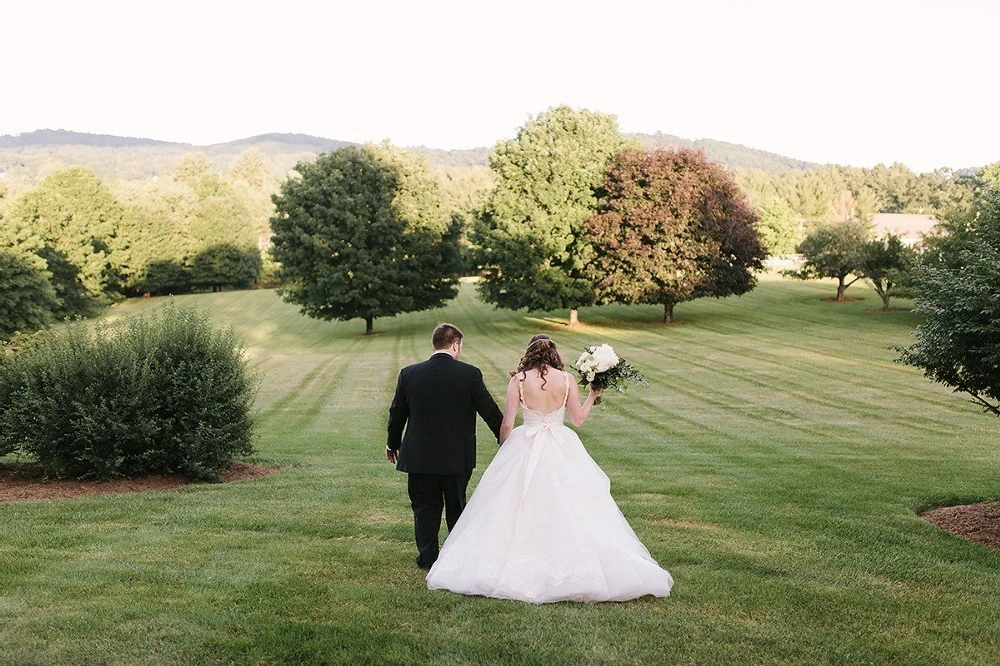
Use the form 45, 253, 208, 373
0, 462, 277, 502
921, 501, 1000, 549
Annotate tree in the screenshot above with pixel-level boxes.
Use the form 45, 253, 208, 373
472, 105, 626, 325
897, 190, 1000, 416
977, 161, 1000, 190
228, 148, 278, 251
585, 148, 766, 323
269, 144, 462, 334
919, 161, 1000, 271
786, 221, 869, 301
772, 168, 843, 221
189, 244, 262, 292
0, 217, 58, 340
228, 148, 276, 190
736, 170, 800, 256
171, 156, 261, 292
170, 153, 216, 192
7, 167, 128, 316
857, 234, 917, 311
187, 192, 260, 291
114, 179, 194, 296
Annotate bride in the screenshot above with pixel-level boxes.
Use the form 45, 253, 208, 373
426, 334, 673, 603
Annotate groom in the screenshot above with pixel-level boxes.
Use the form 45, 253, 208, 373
386, 323, 503, 570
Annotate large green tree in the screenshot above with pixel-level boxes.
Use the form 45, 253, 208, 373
269, 144, 462, 334
115, 179, 194, 295
0, 215, 58, 340
786, 221, 869, 301
7, 167, 128, 316
897, 189, 1000, 416
170, 155, 261, 292
586, 148, 766, 323
472, 105, 626, 325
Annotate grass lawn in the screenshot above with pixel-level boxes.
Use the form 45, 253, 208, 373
1, 275, 997, 665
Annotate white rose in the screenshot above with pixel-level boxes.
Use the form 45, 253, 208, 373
591, 344, 619, 372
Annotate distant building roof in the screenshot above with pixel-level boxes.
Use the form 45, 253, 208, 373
872, 213, 939, 244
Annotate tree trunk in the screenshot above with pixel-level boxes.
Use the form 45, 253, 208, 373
836, 277, 846, 302
569, 309, 579, 326
882, 293, 892, 311
663, 302, 675, 324
365, 316, 374, 335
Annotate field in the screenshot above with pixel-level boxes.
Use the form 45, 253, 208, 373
1, 276, 997, 665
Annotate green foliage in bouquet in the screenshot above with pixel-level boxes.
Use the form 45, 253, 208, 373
588, 358, 649, 394
573, 344, 648, 403
0, 303, 258, 480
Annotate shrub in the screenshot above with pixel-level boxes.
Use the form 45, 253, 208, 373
0, 329, 58, 457
0, 303, 258, 480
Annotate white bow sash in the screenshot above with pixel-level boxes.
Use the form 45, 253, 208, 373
520, 413, 561, 498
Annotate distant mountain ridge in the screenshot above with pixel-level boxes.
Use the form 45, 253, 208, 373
0, 129, 357, 152
632, 132, 819, 172
0, 129, 817, 185
209, 133, 356, 154
0, 129, 183, 149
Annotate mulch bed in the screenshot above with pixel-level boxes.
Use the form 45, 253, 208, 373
921, 501, 1000, 549
0, 461, 277, 502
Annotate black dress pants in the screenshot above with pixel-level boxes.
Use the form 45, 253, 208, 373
407, 471, 472, 569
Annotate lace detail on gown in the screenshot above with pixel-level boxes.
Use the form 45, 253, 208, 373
426, 370, 673, 604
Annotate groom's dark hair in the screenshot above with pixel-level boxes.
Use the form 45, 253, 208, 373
432, 323, 464, 350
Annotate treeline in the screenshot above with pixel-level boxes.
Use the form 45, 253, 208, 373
0, 141, 504, 340
0, 111, 988, 341
733, 163, 976, 255
0, 150, 278, 338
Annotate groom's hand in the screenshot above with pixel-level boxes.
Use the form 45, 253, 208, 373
386, 447, 398, 463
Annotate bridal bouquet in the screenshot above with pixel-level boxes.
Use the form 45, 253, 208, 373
574, 344, 648, 403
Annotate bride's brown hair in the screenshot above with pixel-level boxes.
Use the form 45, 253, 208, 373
510, 334, 565, 389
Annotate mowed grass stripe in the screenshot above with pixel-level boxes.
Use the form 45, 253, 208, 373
634, 337, 962, 440
257, 356, 348, 428
594, 293, 970, 439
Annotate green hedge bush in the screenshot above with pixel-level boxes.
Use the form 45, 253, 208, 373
0, 303, 258, 481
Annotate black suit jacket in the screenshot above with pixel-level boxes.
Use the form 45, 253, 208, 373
387, 353, 503, 475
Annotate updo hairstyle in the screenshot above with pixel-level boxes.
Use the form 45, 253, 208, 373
510, 334, 565, 389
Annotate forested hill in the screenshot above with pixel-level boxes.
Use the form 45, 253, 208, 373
632, 132, 819, 172
210, 133, 355, 154
0, 129, 815, 185
401, 135, 820, 172
0, 129, 182, 148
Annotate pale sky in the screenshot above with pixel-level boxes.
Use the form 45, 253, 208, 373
4, 0, 998, 173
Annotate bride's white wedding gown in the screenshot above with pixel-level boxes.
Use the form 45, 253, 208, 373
426, 374, 673, 603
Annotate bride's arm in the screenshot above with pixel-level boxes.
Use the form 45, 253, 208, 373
566, 372, 601, 427
498, 376, 520, 445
